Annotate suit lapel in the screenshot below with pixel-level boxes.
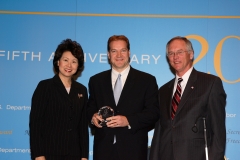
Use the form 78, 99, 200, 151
175, 69, 198, 115
167, 79, 175, 119
117, 67, 135, 106
104, 70, 117, 107
53, 74, 72, 103
109, 71, 116, 106
70, 80, 84, 100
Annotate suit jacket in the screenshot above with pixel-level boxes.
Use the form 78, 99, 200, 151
29, 75, 89, 159
149, 68, 226, 160
87, 67, 159, 160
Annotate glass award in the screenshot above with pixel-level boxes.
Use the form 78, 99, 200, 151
98, 106, 114, 127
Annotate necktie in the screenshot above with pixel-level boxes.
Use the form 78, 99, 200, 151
171, 78, 183, 120
114, 74, 122, 105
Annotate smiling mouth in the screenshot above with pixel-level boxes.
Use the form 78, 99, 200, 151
65, 69, 72, 72
116, 58, 123, 61
173, 61, 180, 64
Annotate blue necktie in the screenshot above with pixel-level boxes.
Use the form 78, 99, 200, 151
114, 74, 122, 105
113, 74, 122, 144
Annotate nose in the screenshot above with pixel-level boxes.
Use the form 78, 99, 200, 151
173, 53, 179, 59
67, 62, 72, 67
116, 51, 121, 57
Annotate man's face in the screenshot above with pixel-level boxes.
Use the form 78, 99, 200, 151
108, 40, 130, 72
167, 39, 193, 77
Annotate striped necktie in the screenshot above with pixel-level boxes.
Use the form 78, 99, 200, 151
171, 78, 183, 119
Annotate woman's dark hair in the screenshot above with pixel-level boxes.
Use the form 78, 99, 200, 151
53, 39, 84, 75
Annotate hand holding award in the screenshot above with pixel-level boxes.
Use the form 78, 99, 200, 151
98, 106, 114, 127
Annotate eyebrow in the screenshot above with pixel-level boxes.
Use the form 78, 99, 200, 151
62, 56, 78, 60
111, 48, 127, 50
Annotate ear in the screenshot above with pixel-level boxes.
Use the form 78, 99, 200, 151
190, 51, 194, 60
57, 60, 59, 66
107, 52, 110, 59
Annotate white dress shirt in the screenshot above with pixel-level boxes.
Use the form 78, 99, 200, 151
111, 65, 130, 90
172, 67, 193, 97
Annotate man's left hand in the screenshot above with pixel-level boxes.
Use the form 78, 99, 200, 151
106, 115, 129, 128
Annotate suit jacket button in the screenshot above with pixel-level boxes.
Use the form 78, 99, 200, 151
67, 129, 72, 131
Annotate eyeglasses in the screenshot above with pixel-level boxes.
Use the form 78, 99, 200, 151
167, 50, 189, 57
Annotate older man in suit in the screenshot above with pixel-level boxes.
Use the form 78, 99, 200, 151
149, 36, 226, 160
87, 35, 159, 160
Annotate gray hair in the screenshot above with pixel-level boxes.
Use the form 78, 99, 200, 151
166, 36, 194, 54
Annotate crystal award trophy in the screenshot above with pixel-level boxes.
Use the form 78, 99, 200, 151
98, 106, 114, 127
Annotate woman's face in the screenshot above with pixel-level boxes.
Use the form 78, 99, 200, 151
58, 51, 78, 78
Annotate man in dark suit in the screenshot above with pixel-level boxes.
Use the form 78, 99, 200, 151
87, 35, 159, 160
149, 36, 226, 160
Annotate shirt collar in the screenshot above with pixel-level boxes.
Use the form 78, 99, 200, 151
175, 66, 193, 84
112, 65, 130, 76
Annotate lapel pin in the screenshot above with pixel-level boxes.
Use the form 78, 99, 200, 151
78, 94, 83, 98
191, 86, 194, 89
